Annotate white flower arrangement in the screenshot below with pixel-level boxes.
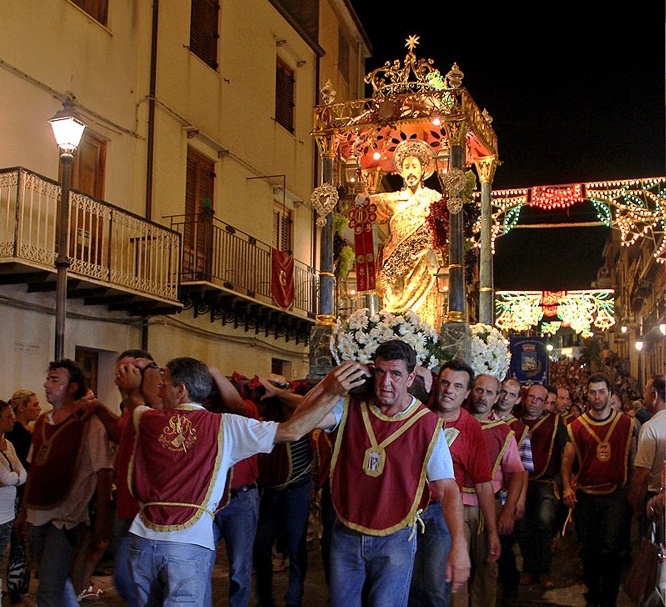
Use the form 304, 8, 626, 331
469, 322, 511, 381
330, 308, 443, 370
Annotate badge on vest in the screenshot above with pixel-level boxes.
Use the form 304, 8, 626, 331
363, 446, 385, 477
444, 427, 460, 447
596, 442, 611, 461
34, 443, 51, 466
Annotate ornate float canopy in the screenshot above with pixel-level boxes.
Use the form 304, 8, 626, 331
312, 36, 498, 190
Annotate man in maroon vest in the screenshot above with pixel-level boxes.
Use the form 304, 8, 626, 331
123, 355, 366, 605
516, 383, 569, 590
296, 340, 470, 607
459, 374, 526, 607
562, 372, 636, 607
17, 359, 113, 607
409, 357, 498, 607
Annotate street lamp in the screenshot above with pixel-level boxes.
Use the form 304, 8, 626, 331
48, 97, 86, 360
635, 336, 644, 392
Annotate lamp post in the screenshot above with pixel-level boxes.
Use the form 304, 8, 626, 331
635, 336, 644, 391
48, 97, 86, 360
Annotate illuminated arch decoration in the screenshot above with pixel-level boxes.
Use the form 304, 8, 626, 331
474, 177, 666, 262
495, 289, 615, 338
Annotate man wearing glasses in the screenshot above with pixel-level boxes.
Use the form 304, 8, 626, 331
516, 384, 569, 590
121, 356, 367, 606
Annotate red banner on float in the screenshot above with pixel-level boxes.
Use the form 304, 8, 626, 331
271, 248, 294, 311
348, 196, 377, 292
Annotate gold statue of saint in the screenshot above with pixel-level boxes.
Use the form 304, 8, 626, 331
371, 139, 444, 328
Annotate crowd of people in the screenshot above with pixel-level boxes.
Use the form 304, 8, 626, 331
1, 343, 663, 607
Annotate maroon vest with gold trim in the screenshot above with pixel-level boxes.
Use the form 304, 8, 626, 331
523, 412, 559, 479
463, 419, 513, 494
312, 428, 334, 488
23, 414, 87, 509
504, 415, 529, 448
130, 406, 222, 529
567, 410, 634, 494
330, 397, 442, 536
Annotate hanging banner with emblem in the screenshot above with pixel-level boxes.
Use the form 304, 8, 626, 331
348, 194, 377, 292
271, 248, 294, 311
509, 336, 549, 386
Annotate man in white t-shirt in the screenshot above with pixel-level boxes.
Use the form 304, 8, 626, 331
629, 376, 665, 537
120, 355, 363, 605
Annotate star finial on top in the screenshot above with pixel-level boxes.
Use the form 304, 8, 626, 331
405, 35, 420, 53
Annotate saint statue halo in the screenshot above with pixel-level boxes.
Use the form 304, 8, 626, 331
391, 139, 436, 180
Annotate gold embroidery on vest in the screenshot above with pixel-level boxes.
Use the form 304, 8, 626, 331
159, 413, 198, 453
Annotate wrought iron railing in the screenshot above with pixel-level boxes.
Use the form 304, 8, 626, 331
167, 212, 318, 317
0, 167, 181, 303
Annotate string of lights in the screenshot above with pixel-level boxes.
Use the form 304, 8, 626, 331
474, 177, 666, 260
495, 289, 616, 337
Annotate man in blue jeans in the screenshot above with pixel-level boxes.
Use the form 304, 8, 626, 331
119, 355, 366, 605
213, 457, 260, 607
295, 340, 470, 607
251, 377, 313, 607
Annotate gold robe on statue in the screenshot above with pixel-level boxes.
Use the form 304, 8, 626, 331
372, 185, 443, 327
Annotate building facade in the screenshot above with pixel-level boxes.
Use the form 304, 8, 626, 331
0, 0, 370, 409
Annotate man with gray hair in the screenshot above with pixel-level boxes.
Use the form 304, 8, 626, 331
458, 373, 526, 607
121, 355, 367, 605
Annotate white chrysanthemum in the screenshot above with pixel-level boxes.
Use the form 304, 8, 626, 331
330, 308, 443, 369
469, 323, 511, 380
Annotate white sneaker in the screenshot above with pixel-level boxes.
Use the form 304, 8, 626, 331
77, 584, 105, 602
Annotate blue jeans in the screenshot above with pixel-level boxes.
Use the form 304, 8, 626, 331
575, 488, 627, 607
329, 519, 417, 607
113, 517, 138, 607
253, 479, 311, 607
211, 485, 259, 607
28, 522, 83, 607
517, 479, 560, 578
409, 501, 451, 607
128, 533, 216, 606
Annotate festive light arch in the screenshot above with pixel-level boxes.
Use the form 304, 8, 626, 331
473, 176, 666, 262
495, 289, 616, 337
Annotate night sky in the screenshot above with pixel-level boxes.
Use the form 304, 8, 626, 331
347, 2, 665, 290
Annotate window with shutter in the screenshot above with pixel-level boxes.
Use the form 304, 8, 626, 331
70, 131, 106, 266
275, 57, 295, 133
190, 0, 219, 70
184, 148, 215, 279
273, 204, 293, 254
71, 0, 108, 25
338, 28, 350, 84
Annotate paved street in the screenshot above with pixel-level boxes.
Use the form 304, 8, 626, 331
12, 521, 638, 607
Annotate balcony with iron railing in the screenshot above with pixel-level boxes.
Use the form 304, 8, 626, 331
167, 212, 318, 344
0, 167, 182, 315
